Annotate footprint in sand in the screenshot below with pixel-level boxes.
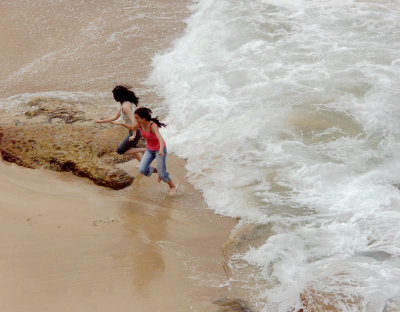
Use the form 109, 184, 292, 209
92, 218, 119, 227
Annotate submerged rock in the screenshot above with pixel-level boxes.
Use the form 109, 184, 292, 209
384, 297, 400, 312
0, 98, 143, 189
297, 284, 364, 312
223, 223, 273, 258
222, 223, 273, 277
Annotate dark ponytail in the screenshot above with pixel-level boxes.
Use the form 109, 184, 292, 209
134, 107, 166, 128
112, 85, 139, 105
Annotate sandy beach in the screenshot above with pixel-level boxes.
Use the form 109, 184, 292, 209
0, 1, 245, 309
0, 156, 236, 312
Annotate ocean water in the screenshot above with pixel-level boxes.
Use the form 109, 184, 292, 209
149, 0, 400, 310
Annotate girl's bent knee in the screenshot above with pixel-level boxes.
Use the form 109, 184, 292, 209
139, 166, 154, 177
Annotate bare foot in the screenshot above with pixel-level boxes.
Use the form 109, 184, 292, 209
168, 187, 177, 196
158, 176, 162, 183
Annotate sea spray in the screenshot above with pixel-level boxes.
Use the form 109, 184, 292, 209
149, 0, 400, 310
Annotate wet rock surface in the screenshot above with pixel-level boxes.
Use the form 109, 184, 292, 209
0, 98, 144, 189
223, 223, 273, 259
296, 283, 364, 312
24, 98, 90, 124
222, 223, 273, 278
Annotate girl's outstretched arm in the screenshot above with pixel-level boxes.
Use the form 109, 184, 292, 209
151, 124, 166, 156
111, 121, 138, 131
96, 108, 121, 123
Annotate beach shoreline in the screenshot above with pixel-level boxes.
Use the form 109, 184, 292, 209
0, 154, 237, 312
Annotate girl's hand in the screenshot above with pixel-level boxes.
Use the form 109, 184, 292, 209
159, 149, 164, 156
111, 121, 121, 125
96, 120, 104, 123
128, 136, 135, 142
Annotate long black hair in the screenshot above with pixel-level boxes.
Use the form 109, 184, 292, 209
134, 107, 166, 128
112, 85, 139, 105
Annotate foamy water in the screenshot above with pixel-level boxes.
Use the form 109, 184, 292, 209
149, 0, 400, 310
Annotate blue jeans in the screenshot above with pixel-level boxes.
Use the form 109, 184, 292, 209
138, 146, 170, 183
116, 130, 141, 155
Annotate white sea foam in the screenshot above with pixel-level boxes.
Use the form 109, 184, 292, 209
149, 0, 400, 310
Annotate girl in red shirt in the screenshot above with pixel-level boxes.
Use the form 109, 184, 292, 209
112, 107, 176, 195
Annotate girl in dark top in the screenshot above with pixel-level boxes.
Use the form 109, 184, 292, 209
96, 86, 144, 162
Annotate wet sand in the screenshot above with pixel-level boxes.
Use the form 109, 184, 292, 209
0, 0, 190, 99
0, 156, 236, 312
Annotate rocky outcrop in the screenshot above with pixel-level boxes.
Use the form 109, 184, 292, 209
0, 98, 143, 189
24, 98, 90, 124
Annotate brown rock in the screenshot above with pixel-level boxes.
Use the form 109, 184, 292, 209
25, 98, 89, 124
0, 98, 143, 189
298, 283, 364, 312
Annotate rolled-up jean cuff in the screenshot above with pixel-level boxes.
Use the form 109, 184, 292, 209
160, 175, 170, 183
